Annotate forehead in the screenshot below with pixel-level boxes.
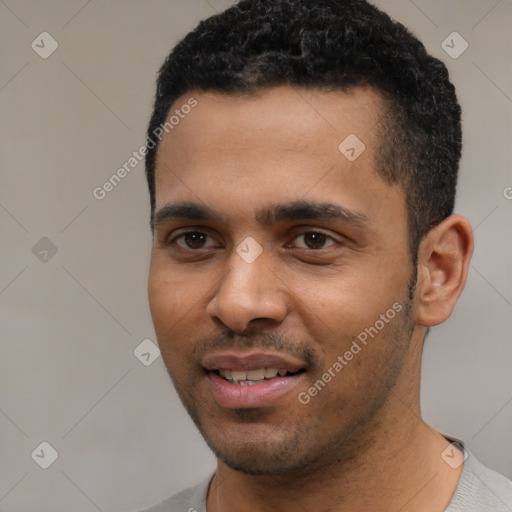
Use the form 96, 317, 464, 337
153, 85, 403, 228
157, 85, 383, 161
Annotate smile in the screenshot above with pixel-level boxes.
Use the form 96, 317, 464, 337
216, 367, 303, 385
203, 352, 308, 408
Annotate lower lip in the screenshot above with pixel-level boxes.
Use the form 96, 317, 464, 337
207, 371, 304, 409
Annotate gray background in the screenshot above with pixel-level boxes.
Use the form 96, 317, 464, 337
0, 0, 511, 510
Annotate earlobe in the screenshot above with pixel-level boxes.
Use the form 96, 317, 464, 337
415, 215, 474, 327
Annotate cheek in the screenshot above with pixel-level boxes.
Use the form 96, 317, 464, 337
288, 275, 374, 332
290, 270, 409, 359
147, 264, 193, 337
148, 266, 172, 323
147, 261, 212, 356
148, 257, 195, 312
148, 271, 190, 370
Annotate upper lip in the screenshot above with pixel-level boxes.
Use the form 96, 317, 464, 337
202, 351, 307, 372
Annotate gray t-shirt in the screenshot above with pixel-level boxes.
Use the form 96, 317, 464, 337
141, 444, 512, 511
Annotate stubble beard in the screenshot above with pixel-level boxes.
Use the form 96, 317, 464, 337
165, 277, 417, 478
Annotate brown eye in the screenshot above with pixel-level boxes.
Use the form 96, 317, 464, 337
172, 231, 217, 249
292, 232, 336, 250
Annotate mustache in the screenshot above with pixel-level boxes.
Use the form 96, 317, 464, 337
192, 331, 319, 368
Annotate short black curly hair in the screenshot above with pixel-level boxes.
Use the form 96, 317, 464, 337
145, 0, 462, 261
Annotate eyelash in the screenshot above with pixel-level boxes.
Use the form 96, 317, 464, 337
167, 230, 339, 251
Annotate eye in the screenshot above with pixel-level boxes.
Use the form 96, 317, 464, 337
169, 231, 219, 250
290, 231, 338, 250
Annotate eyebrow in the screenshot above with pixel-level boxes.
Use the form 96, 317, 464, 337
152, 200, 369, 229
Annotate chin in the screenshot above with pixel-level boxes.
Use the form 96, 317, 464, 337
198, 420, 324, 476
219, 456, 302, 476
213, 443, 315, 476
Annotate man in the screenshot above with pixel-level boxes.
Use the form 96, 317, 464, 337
142, 0, 512, 510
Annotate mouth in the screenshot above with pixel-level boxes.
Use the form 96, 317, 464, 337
203, 352, 308, 409
214, 367, 305, 385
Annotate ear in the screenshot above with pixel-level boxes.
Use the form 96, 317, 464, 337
415, 215, 474, 327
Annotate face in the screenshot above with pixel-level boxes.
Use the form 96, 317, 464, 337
148, 85, 417, 476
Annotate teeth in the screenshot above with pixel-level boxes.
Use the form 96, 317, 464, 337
219, 369, 232, 379
231, 370, 247, 381
246, 369, 265, 381
265, 368, 279, 378
217, 367, 289, 382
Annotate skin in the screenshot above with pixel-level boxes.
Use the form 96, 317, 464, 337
148, 85, 474, 511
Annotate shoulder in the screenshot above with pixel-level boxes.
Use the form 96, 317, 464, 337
446, 448, 512, 512
138, 472, 213, 512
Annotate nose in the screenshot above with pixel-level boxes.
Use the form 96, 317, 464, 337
206, 246, 288, 333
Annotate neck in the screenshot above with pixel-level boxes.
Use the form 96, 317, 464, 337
207, 331, 462, 512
